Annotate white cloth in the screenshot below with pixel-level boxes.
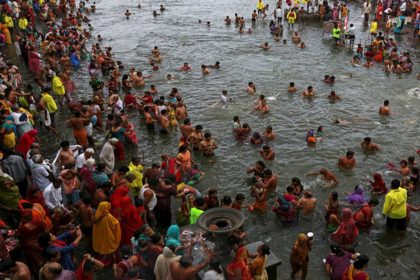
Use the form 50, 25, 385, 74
276, 8, 283, 18
139, 185, 157, 211
203, 270, 225, 280
75, 153, 88, 169
362, 2, 371, 14
43, 183, 64, 210
85, 123, 93, 137
32, 163, 52, 191
154, 248, 181, 280
220, 94, 227, 105
39, 110, 52, 127
99, 141, 115, 174
400, 2, 406, 12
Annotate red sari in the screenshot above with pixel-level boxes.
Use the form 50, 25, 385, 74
370, 173, 387, 194
375, 4, 383, 21
17, 208, 47, 275
15, 129, 38, 158
110, 186, 129, 219
120, 196, 142, 246
332, 208, 359, 247
353, 203, 373, 230
227, 245, 252, 280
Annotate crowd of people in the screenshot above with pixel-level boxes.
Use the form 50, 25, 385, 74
0, 0, 418, 279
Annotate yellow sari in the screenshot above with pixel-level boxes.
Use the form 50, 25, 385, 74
251, 255, 268, 280
93, 201, 121, 255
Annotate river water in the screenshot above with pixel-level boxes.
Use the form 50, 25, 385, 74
12, 0, 420, 278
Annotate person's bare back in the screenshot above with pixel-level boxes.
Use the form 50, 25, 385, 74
170, 255, 211, 280
298, 196, 317, 214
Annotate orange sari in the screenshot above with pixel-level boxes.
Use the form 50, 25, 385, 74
177, 151, 192, 172
227, 245, 252, 280
73, 128, 88, 148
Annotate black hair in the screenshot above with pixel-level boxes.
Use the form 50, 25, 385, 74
196, 197, 204, 207
391, 179, 400, 189
235, 193, 245, 201
180, 255, 193, 268
353, 255, 369, 269
330, 245, 344, 256
259, 244, 271, 255
150, 233, 162, 244
120, 245, 132, 259
118, 166, 129, 173
256, 161, 265, 168
60, 141, 70, 148
82, 194, 92, 205
222, 196, 232, 205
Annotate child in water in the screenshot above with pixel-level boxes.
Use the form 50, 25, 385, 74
306, 130, 317, 146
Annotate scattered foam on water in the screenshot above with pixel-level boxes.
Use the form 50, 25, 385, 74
407, 87, 420, 99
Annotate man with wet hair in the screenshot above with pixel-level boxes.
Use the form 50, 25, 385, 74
379, 99, 391, 115
170, 253, 213, 280
337, 150, 356, 171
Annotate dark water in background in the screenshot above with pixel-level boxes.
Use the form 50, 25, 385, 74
7, 0, 420, 278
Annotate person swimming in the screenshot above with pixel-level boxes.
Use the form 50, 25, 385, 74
125, 9, 132, 19
260, 42, 270, 50
288, 82, 297, 93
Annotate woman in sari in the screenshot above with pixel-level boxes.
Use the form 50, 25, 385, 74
110, 185, 129, 219
0, 174, 20, 227
345, 185, 365, 206
342, 255, 370, 280
92, 201, 121, 266
176, 144, 192, 176
0, 115, 16, 149
325, 191, 340, 233
165, 224, 181, 249
250, 244, 270, 280
226, 236, 253, 280
17, 207, 47, 275
331, 208, 359, 248
120, 196, 142, 246
15, 129, 38, 158
369, 173, 387, 195
110, 118, 126, 161
28, 46, 42, 77
123, 121, 138, 146
394, 14, 405, 34
290, 233, 309, 280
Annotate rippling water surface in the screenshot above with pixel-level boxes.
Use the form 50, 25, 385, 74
29, 0, 420, 278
